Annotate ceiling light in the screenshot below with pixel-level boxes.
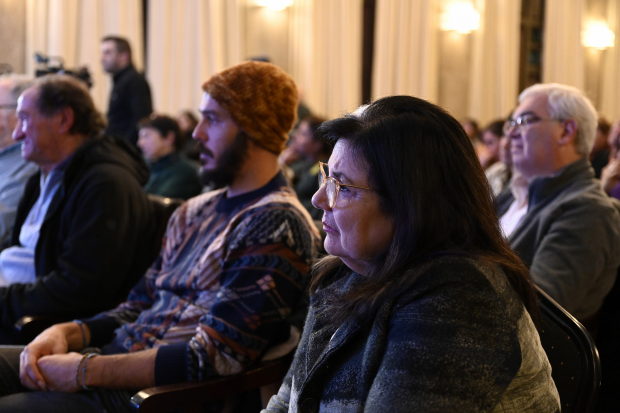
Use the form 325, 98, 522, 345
441, 3, 480, 34
257, 0, 293, 11
582, 21, 615, 49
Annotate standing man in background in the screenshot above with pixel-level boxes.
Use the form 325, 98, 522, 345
0, 75, 38, 250
100, 36, 152, 146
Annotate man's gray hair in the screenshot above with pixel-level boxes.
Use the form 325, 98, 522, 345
0, 74, 34, 102
519, 83, 598, 158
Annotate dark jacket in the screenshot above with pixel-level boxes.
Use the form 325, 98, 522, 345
105, 64, 152, 146
144, 153, 202, 200
264, 257, 560, 413
500, 159, 620, 320
5, 136, 157, 331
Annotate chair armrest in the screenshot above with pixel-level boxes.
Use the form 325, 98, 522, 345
131, 357, 290, 413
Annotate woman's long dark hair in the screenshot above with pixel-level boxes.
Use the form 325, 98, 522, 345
311, 96, 538, 322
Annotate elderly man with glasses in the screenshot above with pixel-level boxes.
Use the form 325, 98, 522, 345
497, 83, 620, 330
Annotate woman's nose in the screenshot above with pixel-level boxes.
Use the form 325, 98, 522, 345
312, 181, 330, 211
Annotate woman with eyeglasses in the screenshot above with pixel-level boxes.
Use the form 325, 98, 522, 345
263, 96, 560, 413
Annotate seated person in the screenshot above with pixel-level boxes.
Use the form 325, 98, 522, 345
0, 61, 321, 412
601, 119, 620, 199
460, 116, 491, 167
0, 75, 38, 250
484, 118, 512, 196
265, 96, 559, 412
590, 117, 610, 179
481, 119, 502, 168
137, 114, 202, 200
284, 115, 330, 219
176, 109, 201, 162
0, 75, 156, 343
499, 83, 620, 327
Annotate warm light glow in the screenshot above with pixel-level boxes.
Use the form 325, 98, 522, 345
257, 0, 293, 11
582, 21, 615, 49
441, 2, 480, 34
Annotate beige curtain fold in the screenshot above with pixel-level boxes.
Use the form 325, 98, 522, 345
600, 0, 620, 120
371, 0, 439, 103
468, 0, 521, 125
146, 0, 244, 116
289, 0, 363, 119
25, 0, 144, 112
542, 0, 585, 89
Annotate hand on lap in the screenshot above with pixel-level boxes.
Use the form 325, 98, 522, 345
19, 326, 70, 391
37, 353, 83, 393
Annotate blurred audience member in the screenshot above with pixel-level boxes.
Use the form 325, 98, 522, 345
287, 115, 330, 219
601, 119, 620, 199
138, 115, 202, 200
0, 75, 38, 250
460, 117, 490, 167
499, 83, 620, 327
590, 117, 610, 179
176, 110, 200, 162
100, 36, 152, 146
478, 119, 500, 169
485, 119, 513, 196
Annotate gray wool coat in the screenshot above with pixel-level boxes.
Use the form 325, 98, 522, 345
263, 257, 560, 413
499, 158, 620, 321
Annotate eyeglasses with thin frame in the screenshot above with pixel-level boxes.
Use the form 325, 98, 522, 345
503, 115, 563, 136
318, 161, 373, 208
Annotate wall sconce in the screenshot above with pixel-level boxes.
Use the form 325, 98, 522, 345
441, 2, 480, 34
582, 21, 615, 49
257, 0, 293, 11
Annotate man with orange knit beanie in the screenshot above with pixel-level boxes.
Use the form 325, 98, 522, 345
0, 61, 321, 412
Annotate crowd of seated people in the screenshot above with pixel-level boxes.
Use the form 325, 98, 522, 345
2, 56, 620, 411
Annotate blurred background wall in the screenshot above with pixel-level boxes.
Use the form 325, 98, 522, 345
0, 0, 618, 125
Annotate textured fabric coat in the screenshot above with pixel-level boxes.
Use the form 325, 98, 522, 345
264, 257, 560, 413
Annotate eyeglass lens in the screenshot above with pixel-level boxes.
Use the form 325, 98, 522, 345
318, 167, 338, 208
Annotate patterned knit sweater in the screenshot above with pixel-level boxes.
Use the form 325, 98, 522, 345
84, 173, 321, 385
264, 256, 560, 413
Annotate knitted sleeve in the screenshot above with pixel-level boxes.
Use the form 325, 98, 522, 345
154, 204, 320, 385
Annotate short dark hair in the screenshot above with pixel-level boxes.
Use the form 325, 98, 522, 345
102, 36, 133, 62
300, 114, 331, 155
598, 117, 611, 136
138, 115, 184, 151
312, 95, 538, 322
34, 74, 106, 137
483, 119, 505, 138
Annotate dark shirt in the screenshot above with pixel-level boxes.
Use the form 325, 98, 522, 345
105, 64, 152, 146
144, 153, 202, 200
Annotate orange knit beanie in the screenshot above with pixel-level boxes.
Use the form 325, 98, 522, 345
202, 61, 298, 155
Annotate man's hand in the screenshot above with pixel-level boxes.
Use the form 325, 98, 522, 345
19, 325, 71, 391
37, 353, 83, 393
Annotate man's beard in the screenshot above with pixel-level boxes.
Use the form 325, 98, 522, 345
199, 131, 250, 189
